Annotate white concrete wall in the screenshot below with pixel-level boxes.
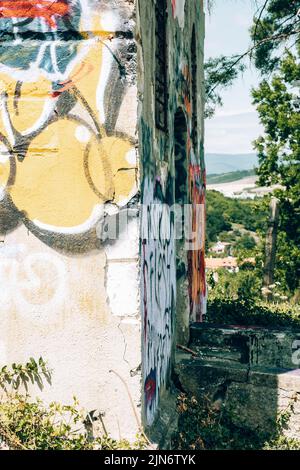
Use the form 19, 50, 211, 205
0, 0, 141, 440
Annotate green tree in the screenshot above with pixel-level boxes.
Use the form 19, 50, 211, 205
250, 0, 300, 74
205, 56, 245, 118
206, 190, 268, 248
234, 233, 257, 255
252, 50, 300, 293
205, 1, 300, 297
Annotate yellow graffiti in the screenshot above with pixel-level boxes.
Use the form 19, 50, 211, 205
6, 121, 134, 228
0, 17, 137, 233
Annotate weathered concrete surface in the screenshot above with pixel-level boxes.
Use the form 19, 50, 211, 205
137, 0, 206, 430
0, 0, 141, 441
176, 324, 300, 438
145, 389, 179, 449
191, 323, 300, 369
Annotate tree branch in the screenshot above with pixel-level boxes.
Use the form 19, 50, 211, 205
207, 28, 300, 98
252, 0, 270, 53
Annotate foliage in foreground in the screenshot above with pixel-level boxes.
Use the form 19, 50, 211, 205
0, 395, 146, 450
174, 393, 300, 451
0, 359, 146, 450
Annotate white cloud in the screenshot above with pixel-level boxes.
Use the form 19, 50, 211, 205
205, 112, 263, 154
204, 0, 263, 155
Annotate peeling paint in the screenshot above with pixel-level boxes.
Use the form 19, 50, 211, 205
171, 0, 186, 29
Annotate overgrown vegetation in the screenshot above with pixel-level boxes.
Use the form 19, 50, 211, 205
174, 393, 300, 450
185, 0, 300, 450
207, 296, 300, 329
206, 256, 300, 327
0, 359, 146, 451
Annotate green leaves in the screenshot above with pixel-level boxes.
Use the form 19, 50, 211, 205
205, 55, 246, 118
252, 50, 300, 293
0, 359, 147, 450
250, 0, 300, 75
205, 1, 300, 118
206, 190, 268, 247
175, 391, 300, 450
207, 295, 300, 328
0, 357, 51, 393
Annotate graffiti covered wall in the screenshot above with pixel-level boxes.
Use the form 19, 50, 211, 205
137, 0, 206, 426
0, 0, 141, 439
0, 0, 206, 436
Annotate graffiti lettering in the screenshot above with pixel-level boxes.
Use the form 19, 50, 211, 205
141, 173, 176, 424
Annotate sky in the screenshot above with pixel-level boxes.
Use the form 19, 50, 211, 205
204, 0, 264, 154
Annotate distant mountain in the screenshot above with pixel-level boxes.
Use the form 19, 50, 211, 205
205, 153, 258, 175
207, 169, 256, 184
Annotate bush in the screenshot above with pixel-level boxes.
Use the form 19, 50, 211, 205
0, 359, 147, 450
208, 268, 263, 302
207, 297, 300, 328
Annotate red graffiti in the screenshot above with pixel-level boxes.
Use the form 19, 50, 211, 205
171, 0, 176, 16
0, 1, 70, 29
188, 164, 206, 322
144, 369, 156, 405
181, 64, 192, 117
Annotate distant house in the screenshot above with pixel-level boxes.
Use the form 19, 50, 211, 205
206, 257, 238, 272
210, 241, 232, 254
206, 257, 256, 274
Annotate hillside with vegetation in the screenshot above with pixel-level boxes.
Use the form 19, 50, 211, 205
206, 169, 255, 184
206, 188, 299, 319
206, 190, 267, 250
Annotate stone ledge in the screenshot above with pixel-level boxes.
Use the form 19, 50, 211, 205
190, 323, 300, 370
176, 352, 300, 438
